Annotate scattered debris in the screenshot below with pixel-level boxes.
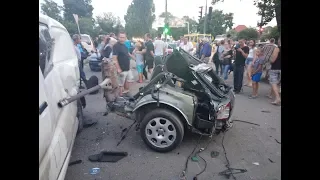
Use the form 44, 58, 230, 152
103, 112, 108, 116
156, 157, 159, 159
210, 151, 220, 158
268, 158, 275, 163
191, 156, 199, 162
88, 151, 128, 162
275, 139, 281, 144
261, 110, 271, 113
177, 152, 180, 155
83, 121, 97, 128
219, 168, 247, 179
68, 160, 82, 166
233, 119, 260, 126
90, 168, 100, 175
253, 162, 260, 166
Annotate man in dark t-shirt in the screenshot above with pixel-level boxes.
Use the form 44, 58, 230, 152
113, 32, 130, 96
233, 38, 249, 93
144, 33, 155, 73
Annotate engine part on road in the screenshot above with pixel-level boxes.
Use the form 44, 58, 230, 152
88, 151, 128, 162
57, 78, 112, 108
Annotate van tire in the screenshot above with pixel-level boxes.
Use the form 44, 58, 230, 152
77, 100, 84, 134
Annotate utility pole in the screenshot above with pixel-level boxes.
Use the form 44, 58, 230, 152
165, 0, 168, 41
203, 0, 208, 34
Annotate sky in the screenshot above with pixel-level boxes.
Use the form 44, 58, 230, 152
39, 0, 276, 28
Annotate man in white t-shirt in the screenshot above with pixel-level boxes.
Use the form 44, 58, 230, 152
154, 34, 167, 66
180, 37, 194, 54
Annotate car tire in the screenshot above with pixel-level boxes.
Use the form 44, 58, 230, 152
140, 108, 184, 152
77, 100, 84, 134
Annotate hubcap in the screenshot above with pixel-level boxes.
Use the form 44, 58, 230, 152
145, 117, 177, 148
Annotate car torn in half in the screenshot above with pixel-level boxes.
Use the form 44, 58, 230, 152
105, 48, 236, 152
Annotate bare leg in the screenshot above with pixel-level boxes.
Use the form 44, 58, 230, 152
123, 80, 129, 93
246, 66, 252, 87
254, 82, 259, 96
271, 84, 281, 104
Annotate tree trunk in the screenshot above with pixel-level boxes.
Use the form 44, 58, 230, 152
275, 2, 281, 33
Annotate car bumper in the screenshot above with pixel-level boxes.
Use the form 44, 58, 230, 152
89, 61, 102, 69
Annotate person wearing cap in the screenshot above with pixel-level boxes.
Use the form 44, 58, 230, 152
200, 38, 212, 64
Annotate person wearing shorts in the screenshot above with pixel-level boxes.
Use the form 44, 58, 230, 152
129, 42, 144, 83
249, 48, 264, 99
244, 40, 257, 87
144, 33, 155, 74
268, 37, 281, 105
112, 32, 130, 96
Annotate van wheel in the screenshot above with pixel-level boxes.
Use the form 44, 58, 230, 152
77, 100, 84, 134
140, 108, 184, 152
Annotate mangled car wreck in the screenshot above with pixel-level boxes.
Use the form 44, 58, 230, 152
104, 48, 235, 152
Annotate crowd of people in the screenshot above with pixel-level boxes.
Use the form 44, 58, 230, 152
212, 37, 281, 105
73, 31, 280, 106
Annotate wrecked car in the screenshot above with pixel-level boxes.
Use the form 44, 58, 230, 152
105, 48, 235, 152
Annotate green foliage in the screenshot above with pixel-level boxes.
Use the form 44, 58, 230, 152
212, 0, 280, 33
96, 13, 124, 34
260, 26, 279, 41
226, 29, 238, 40
124, 0, 156, 38
41, 0, 123, 38
40, 0, 63, 23
171, 27, 188, 40
62, 0, 94, 21
237, 28, 259, 40
182, 16, 198, 33
198, 10, 234, 36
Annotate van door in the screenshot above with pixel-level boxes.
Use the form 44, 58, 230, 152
39, 22, 79, 179
39, 66, 53, 168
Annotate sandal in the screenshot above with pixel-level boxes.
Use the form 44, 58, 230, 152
271, 101, 281, 106
265, 95, 273, 99
249, 95, 258, 99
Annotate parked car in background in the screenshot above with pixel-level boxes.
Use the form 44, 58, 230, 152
81, 34, 95, 53
89, 52, 102, 72
213, 34, 226, 43
39, 14, 84, 180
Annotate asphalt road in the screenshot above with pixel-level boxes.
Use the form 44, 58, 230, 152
65, 61, 281, 180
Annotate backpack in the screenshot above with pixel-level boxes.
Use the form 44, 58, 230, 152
213, 46, 220, 62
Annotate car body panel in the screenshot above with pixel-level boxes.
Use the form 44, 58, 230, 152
133, 86, 196, 126
39, 13, 79, 180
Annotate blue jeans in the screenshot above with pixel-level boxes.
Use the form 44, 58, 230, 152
233, 65, 245, 92
222, 65, 230, 80
79, 61, 86, 80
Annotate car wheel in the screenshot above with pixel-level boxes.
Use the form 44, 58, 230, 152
77, 100, 84, 134
140, 108, 184, 152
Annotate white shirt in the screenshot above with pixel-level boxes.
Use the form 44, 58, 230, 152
180, 42, 193, 53
154, 39, 166, 56
248, 47, 257, 58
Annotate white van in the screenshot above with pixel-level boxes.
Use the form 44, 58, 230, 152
39, 14, 84, 180
81, 34, 95, 53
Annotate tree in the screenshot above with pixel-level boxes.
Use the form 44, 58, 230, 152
182, 16, 198, 33
237, 28, 259, 40
198, 10, 234, 36
226, 29, 238, 40
254, 0, 281, 33
63, 0, 94, 21
124, 0, 155, 38
159, 12, 175, 21
212, 0, 281, 33
40, 0, 63, 22
63, 17, 95, 35
96, 13, 120, 33
260, 26, 279, 42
